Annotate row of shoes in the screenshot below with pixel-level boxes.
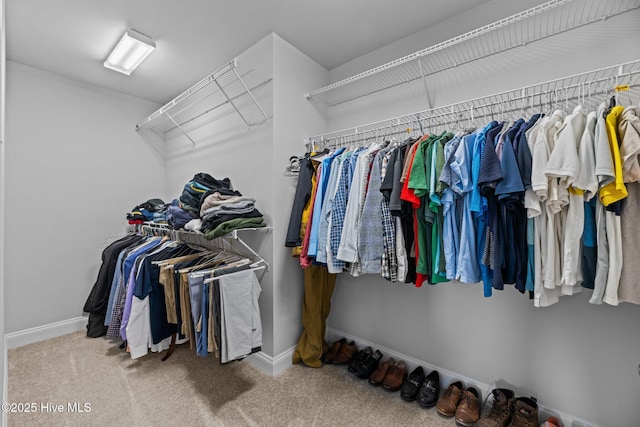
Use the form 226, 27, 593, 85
323, 339, 441, 406
322, 339, 559, 427
437, 383, 544, 427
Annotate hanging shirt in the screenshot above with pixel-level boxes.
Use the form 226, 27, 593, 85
285, 156, 315, 247
572, 111, 598, 293
546, 105, 588, 294
599, 105, 627, 206
429, 132, 453, 283
528, 112, 563, 307
400, 138, 426, 286
495, 118, 526, 289
381, 148, 399, 282
359, 149, 386, 273
308, 148, 345, 257
327, 150, 357, 273
619, 106, 640, 183
452, 130, 483, 284
602, 106, 626, 306
439, 135, 464, 280
338, 142, 383, 264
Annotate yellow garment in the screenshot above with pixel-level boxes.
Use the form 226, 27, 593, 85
179, 272, 195, 349
600, 106, 628, 206
292, 161, 318, 257
291, 265, 337, 368
158, 253, 203, 324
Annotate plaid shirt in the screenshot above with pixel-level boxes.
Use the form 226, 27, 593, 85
106, 276, 127, 339
358, 150, 385, 274
316, 156, 343, 264
329, 154, 353, 270
381, 196, 398, 282
381, 148, 399, 282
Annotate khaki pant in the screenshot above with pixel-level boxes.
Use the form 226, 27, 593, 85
292, 265, 337, 368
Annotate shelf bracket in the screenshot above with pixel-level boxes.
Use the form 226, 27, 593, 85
418, 59, 432, 110
164, 111, 197, 146
231, 66, 270, 125
213, 74, 251, 129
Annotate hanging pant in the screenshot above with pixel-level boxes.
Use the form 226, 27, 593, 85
292, 265, 337, 368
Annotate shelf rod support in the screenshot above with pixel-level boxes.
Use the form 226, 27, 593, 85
164, 111, 197, 146
230, 66, 270, 125
213, 76, 251, 129
418, 59, 432, 109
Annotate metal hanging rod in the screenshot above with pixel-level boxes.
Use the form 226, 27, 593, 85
308, 59, 640, 147
305, 0, 640, 107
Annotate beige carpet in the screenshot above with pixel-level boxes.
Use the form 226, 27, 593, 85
8, 332, 453, 427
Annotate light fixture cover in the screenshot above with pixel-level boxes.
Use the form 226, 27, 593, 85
104, 29, 155, 75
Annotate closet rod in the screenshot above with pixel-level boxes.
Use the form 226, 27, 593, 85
308, 59, 640, 146
202, 264, 267, 284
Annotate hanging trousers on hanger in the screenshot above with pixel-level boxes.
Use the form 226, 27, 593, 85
292, 265, 337, 368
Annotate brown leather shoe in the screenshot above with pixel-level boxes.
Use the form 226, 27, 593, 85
476, 388, 515, 427
436, 380, 463, 417
368, 357, 395, 386
507, 397, 538, 427
321, 338, 345, 364
455, 387, 481, 426
382, 360, 407, 391
332, 341, 357, 364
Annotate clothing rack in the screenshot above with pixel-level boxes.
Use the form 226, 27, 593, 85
136, 59, 271, 146
138, 222, 270, 272
135, 222, 269, 361
307, 59, 640, 148
304, 0, 640, 107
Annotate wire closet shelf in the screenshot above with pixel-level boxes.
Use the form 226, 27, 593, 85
307, 59, 640, 147
305, 0, 640, 107
136, 59, 271, 146
138, 222, 271, 272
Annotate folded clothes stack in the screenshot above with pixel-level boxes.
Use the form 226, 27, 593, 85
199, 192, 265, 239
178, 172, 233, 218
126, 198, 166, 224
127, 172, 266, 237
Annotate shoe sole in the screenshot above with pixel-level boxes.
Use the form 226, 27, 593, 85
436, 408, 455, 418
400, 394, 417, 402
454, 419, 477, 427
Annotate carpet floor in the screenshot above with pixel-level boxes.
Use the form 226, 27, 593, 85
8, 332, 455, 426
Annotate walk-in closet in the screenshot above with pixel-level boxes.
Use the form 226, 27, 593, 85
1, 1, 639, 426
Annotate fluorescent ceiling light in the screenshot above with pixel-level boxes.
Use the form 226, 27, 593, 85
104, 29, 155, 75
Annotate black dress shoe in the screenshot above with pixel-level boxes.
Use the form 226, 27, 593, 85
417, 370, 441, 408
354, 349, 383, 379
348, 346, 371, 373
400, 366, 425, 401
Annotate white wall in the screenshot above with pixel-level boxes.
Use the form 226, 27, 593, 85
163, 34, 276, 355
4, 61, 163, 333
272, 34, 327, 355
0, 0, 6, 412
320, 3, 640, 427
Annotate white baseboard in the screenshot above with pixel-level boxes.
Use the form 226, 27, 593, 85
245, 345, 295, 377
326, 327, 597, 427
5, 316, 87, 350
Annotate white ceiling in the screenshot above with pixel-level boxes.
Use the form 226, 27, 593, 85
6, 0, 491, 104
